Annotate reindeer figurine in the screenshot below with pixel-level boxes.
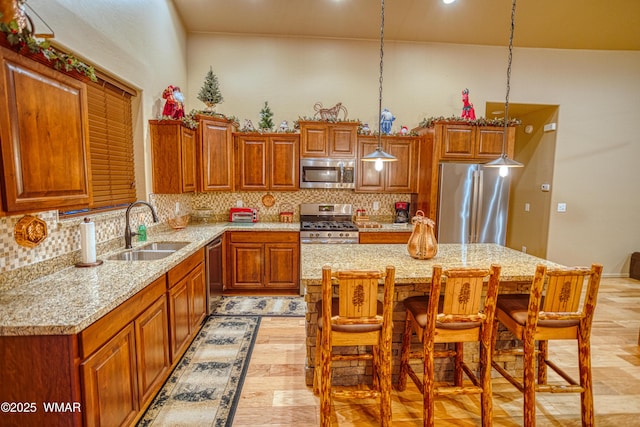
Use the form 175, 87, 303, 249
461, 88, 476, 120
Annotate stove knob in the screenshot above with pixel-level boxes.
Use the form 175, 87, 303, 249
327, 233, 332, 237
339, 233, 344, 237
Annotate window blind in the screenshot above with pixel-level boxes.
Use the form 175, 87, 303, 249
86, 80, 136, 209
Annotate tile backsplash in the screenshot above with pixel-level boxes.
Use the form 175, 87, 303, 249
0, 190, 409, 278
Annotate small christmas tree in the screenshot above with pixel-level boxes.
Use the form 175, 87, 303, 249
197, 67, 223, 110
258, 101, 274, 131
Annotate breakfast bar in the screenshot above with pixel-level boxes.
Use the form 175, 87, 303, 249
300, 243, 566, 386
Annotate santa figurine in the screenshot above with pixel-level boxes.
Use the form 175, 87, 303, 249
162, 85, 185, 119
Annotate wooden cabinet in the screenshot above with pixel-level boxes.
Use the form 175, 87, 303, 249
413, 121, 517, 223
80, 275, 168, 427
0, 46, 90, 213
167, 248, 207, 361
135, 295, 171, 408
198, 114, 236, 191
356, 135, 418, 193
359, 231, 412, 244
82, 324, 138, 427
149, 120, 197, 193
234, 133, 299, 191
299, 121, 359, 158
227, 231, 300, 292
437, 122, 514, 160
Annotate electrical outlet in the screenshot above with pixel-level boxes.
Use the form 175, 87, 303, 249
522, 246, 527, 253
557, 202, 567, 212
524, 203, 530, 212
236, 200, 243, 208
373, 201, 380, 211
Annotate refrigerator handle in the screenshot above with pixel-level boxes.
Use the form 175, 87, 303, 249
474, 170, 485, 243
470, 169, 480, 242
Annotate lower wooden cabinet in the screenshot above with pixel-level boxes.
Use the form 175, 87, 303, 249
227, 231, 300, 292
359, 231, 412, 244
167, 248, 207, 361
135, 296, 171, 408
82, 324, 139, 427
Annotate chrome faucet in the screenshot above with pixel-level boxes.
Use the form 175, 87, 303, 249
124, 201, 159, 249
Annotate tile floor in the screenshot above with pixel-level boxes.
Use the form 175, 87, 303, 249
232, 277, 640, 426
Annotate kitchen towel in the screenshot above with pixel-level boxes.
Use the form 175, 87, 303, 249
79, 218, 97, 264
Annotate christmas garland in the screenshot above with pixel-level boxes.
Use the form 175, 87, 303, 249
419, 115, 521, 128
0, 13, 97, 82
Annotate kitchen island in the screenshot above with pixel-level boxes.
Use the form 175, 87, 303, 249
300, 243, 566, 386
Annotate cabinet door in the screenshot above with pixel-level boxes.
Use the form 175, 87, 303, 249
356, 137, 384, 191
135, 296, 170, 408
475, 126, 514, 159
200, 118, 234, 191
82, 324, 138, 427
236, 135, 268, 190
230, 243, 264, 288
270, 135, 299, 190
0, 47, 90, 212
180, 127, 197, 192
264, 243, 299, 289
439, 124, 475, 159
168, 278, 191, 361
300, 123, 329, 157
189, 263, 208, 330
385, 138, 417, 192
329, 124, 357, 157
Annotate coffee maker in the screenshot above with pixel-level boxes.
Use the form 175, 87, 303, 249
394, 202, 410, 224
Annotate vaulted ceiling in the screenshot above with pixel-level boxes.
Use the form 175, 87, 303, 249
172, 0, 639, 51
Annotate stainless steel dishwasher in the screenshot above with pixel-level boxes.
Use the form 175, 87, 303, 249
206, 236, 223, 297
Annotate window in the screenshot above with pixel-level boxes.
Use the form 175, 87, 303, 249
85, 77, 137, 210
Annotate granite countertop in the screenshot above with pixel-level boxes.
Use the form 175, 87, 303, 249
356, 223, 413, 232
0, 222, 299, 337
301, 243, 566, 286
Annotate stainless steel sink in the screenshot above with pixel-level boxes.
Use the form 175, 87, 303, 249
107, 241, 190, 261
137, 241, 190, 251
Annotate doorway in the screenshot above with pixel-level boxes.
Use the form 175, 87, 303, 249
485, 102, 559, 259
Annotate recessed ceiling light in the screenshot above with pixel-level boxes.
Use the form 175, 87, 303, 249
443, 0, 456, 4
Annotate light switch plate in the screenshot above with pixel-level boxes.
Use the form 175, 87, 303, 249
557, 202, 567, 212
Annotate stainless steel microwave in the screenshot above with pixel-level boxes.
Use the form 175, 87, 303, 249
300, 158, 355, 189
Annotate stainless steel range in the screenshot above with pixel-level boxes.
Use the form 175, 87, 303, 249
300, 203, 359, 244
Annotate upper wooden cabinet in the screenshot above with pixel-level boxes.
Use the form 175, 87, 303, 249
234, 133, 299, 191
299, 121, 359, 158
149, 120, 197, 194
0, 46, 90, 213
356, 135, 419, 193
436, 122, 515, 160
198, 115, 236, 191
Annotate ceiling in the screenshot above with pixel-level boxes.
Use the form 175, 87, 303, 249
172, 0, 639, 51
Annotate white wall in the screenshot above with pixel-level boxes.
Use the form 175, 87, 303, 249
187, 34, 640, 276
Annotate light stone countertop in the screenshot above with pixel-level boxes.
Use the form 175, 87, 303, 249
0, 222, 299, 336
356, 223, 413, 232
301, 243, 566, 286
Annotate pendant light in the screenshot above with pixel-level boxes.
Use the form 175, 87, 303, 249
361, 0, 397, 172
484, 0, 523, 177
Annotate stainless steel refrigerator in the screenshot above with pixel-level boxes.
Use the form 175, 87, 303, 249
437, 163, 511, 244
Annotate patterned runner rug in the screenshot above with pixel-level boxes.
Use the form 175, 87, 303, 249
138, 315, 260, 427
210, 295, 306, 317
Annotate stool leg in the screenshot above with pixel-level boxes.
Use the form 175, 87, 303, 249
537, 340, 548, 385
479, 339, 493, 427
578, 335, 595, 427
319, 337, 332, 427
424, 339, 435, 427
397, 310, 413, 391
454, 342, 464, 387
313, 328, 321, 395
523, 336, 536, 427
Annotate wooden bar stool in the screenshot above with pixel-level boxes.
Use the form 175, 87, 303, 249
313, 265, 395, 427
491, 263, 603, 427
397, 264, 501, 427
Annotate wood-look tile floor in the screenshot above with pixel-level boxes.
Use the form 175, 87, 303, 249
233, 277, 640, 426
